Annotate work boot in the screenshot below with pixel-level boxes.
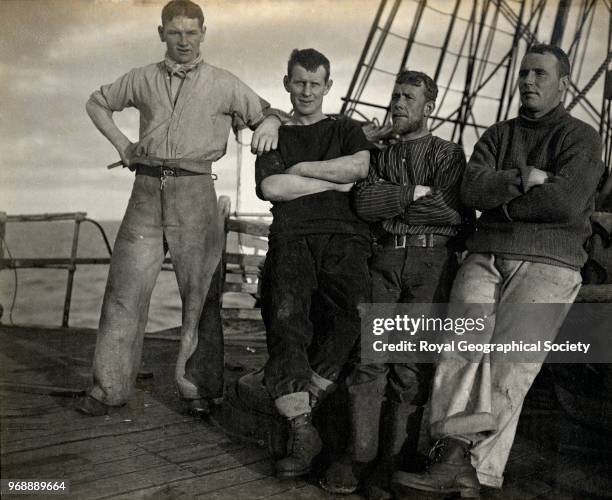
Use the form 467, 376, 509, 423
320, 455, 369, 494
320, 384, 384, 494
391, 438, 480, 499
275, 412, 322, 478
75, 395, 116, 416
274, 392, 322, 478
363, 401, 425, 500
182, 397, 215, 417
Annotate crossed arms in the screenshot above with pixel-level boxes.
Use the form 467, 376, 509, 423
256, 151, 370, 202
353, 146, 466, 226
461, 124, 604, 222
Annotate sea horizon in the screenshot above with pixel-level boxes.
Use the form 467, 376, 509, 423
0, 218, 263, 331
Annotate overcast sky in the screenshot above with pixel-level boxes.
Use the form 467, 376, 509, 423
1, 0, 385, 219
1, 0, 608, 220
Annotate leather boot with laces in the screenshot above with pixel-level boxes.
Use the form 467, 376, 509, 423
391, 438, 480, 499
276, 413, 322, 478
320, 455, 369, 494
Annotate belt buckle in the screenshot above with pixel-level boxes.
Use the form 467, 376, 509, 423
160, 167, 175, 190
394, 234, 407, 249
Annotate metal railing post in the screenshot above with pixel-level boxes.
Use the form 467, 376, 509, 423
0, 212, 6, 270
62, 212, 86, 327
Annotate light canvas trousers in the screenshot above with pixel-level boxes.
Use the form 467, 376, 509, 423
89, 173, 224, 406
429, 253, 581, 488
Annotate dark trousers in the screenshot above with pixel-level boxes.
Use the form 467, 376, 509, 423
262, 233, 371, 400
348, 245, 459, 405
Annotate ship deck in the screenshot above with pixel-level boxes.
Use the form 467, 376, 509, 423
0, 322, 609, 500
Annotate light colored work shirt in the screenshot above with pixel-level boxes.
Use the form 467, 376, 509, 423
88, 61, 267, 172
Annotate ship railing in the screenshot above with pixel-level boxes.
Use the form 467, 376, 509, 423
0, 197, 270, 327
2, 206, 610, 329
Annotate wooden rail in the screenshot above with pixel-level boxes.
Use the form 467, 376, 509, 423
0, 203, 271, 327
3, 207, 607, 327
0, 211, 94, 326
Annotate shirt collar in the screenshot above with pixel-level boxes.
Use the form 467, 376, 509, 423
164, 53, 203, 78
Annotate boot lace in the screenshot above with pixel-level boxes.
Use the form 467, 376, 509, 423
291, 432, 307, 453
427, 439, 447, 466
289, 417, 311, 454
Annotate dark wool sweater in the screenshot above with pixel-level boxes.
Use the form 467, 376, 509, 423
462, 104, 603, 269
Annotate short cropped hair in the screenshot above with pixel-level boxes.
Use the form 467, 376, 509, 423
287, 49, 331, 81
525, 44, 570, 78
396, 70, 438, 103
161, 0, 204, 27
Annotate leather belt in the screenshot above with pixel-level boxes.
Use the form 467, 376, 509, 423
131, 155, 212, 175
378, 233, 451, 249
135, 164, 204, 178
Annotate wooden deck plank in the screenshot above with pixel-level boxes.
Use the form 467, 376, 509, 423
108, 459, 274, 500
196, 476, 302, 499
1, 409, 188, 451
69, 453, 172, 485
3, 450, 168, 487
0, 389, 59, 409
68, 463, 196, 500
155, 438, 242, 464
129, 428, 211, 451
2, 325, 609, 500
0, 351, 29, 371
2, 433, 145, 464
265, 483, 362, 500
180, 446, 269, 476
124, 421, 206, 447
2, 414, 191, 455
1, 393, 181, 441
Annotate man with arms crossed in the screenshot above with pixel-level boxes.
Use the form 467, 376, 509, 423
78, 0, 283, 416
256, 48, 373, 479
391, 45, 603, 497
321, 70, 468, 499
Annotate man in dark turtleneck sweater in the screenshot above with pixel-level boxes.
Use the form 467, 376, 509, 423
392, 45, 603, 497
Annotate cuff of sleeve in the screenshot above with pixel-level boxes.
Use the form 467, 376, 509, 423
263, 108, 291, 125
518, 165, 533, 194
400, 184, 415, 209
88, 90, 111, 110
249, 111, 267, 130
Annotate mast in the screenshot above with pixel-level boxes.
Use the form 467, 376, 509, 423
550, 0, 571, 47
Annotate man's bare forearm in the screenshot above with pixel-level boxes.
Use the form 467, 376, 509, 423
260, 174, 351, 202
285, 150, 370, 183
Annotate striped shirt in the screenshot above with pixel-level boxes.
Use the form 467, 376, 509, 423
353, 134, 466, 236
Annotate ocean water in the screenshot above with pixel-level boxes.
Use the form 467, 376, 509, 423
0, 219, 263, 331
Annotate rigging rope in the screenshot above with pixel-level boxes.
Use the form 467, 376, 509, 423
574, 4, 596, 88
415, 0, 517, 37
567, 52, 612, 112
